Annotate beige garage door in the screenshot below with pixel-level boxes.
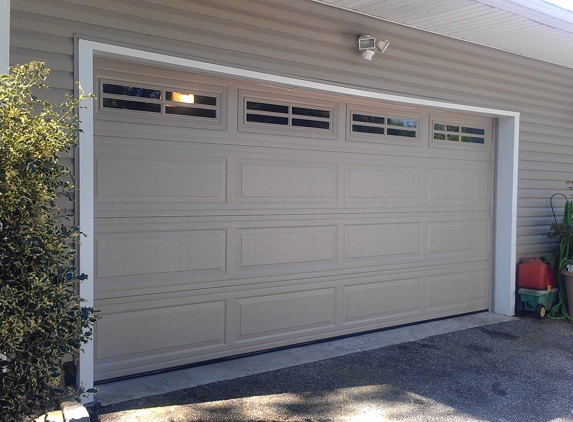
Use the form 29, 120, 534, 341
93, 58, 493, 381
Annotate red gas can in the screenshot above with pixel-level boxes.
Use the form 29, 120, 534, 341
518, 257, 558, 290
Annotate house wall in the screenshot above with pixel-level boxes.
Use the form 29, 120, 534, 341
9, 0, 573, 259
1, 0, 9, 72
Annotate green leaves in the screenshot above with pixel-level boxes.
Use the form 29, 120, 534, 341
0, 62, 98, 422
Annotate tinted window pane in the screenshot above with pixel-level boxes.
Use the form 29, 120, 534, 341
461, 127, 485, 135
387, 128, 416, 137
292, 107, 330, 118
103, 84, 161, 99
446, 125, 459, 132
102, 98, 161, 113
447, 135, 459, 141
194, 95, 217, 106
165, 106, 216, 118
434, 133, 446, 140
292, 118, 330, 129
246, 114, 289, 125
246, 101, 288, 114
387, 118, 417, 128
461, 136, 485, 144
165, 92, 217, 106
434, 123, 445, 131
352, 124, 385, 135
353, 114, 384, 124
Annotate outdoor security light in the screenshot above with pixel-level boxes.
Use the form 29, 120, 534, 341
362, 49, 375, 60
376, 39, 390, 53
357, 35, 390, 61
358, 35, 376, 50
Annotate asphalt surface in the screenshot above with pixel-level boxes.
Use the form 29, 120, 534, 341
90, 317, 573, 422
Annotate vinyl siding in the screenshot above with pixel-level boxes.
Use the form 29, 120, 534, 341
10, 0, 573, 260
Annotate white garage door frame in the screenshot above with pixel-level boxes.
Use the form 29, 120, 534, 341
76, 39, 519, 394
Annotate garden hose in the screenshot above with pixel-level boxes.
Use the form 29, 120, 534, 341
548, 200, 573, 320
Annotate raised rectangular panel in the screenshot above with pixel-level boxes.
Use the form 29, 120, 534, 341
344, 278, 420, 321
428, 220, 490, 257
96, 157, 226, 201
426, 269, 489, 309
97, 230, 226, 278
346, 165, 422, 200
428, 167, 490, 203
239, 226, 336, 268
345, 223, 421, 261
95, 301, 225, 360
240, 161, 337, 200
238, 289, 335, 337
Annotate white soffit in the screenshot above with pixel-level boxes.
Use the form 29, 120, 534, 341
315, 0, 573, 69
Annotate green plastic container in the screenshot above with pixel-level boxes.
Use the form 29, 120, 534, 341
517, 287, 559, 319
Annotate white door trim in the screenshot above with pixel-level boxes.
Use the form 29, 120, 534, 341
77, 39, 519, 393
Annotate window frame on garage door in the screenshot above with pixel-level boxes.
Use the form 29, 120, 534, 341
77, 39, 519, 397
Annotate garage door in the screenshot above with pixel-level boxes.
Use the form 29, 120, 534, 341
93, 58, 493, 381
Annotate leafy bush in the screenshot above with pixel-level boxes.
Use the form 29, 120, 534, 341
0, 62, 98, 421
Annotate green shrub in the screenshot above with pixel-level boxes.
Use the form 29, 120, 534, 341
0, 62, 98, 422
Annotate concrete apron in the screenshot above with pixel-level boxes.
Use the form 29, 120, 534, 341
94, 312, 512, 406
33, 399, 90, 422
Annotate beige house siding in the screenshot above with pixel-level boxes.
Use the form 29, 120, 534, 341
9, 0, 572, 272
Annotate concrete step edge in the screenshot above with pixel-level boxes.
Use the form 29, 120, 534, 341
60, 399, 90, 422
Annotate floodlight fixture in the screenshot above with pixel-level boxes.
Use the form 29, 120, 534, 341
357, 35, 390, 60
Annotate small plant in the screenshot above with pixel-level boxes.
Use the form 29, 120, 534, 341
546, 220, 573, 251
0, 62, 98, 422
546, 185, 573, 270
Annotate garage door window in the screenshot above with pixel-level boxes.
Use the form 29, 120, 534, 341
101, 81, 220, 122
351, 113, 417, 137
433, 121, 486, 144
346, 106, 419, 145
102, 83, 162, 113
239, 90, 336, 139
165, 91, 217, 118
245, 99, 331, 130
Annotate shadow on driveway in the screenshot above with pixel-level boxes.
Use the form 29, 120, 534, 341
91, 318, 573, 422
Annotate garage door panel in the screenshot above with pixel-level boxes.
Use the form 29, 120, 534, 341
428, 218, 491, 259
239, 160, 338, 201
96, 156, 226, 201
344, 223, 421, 262
238, 226, 337, 269
426, 267, 490, 312
237, 289, 336, 340
94, 136, 488, 214
95, 300, 226, 361
345, 164, 423, 202
96, 230, 226, 278
428, 165, 491, 205
93, 261, 488, 380
94, 303, 228, 381
343, 277, 421, 323
94, 215, 489, 299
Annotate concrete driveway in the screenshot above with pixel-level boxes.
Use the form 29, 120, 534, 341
90, 313, 573, 422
